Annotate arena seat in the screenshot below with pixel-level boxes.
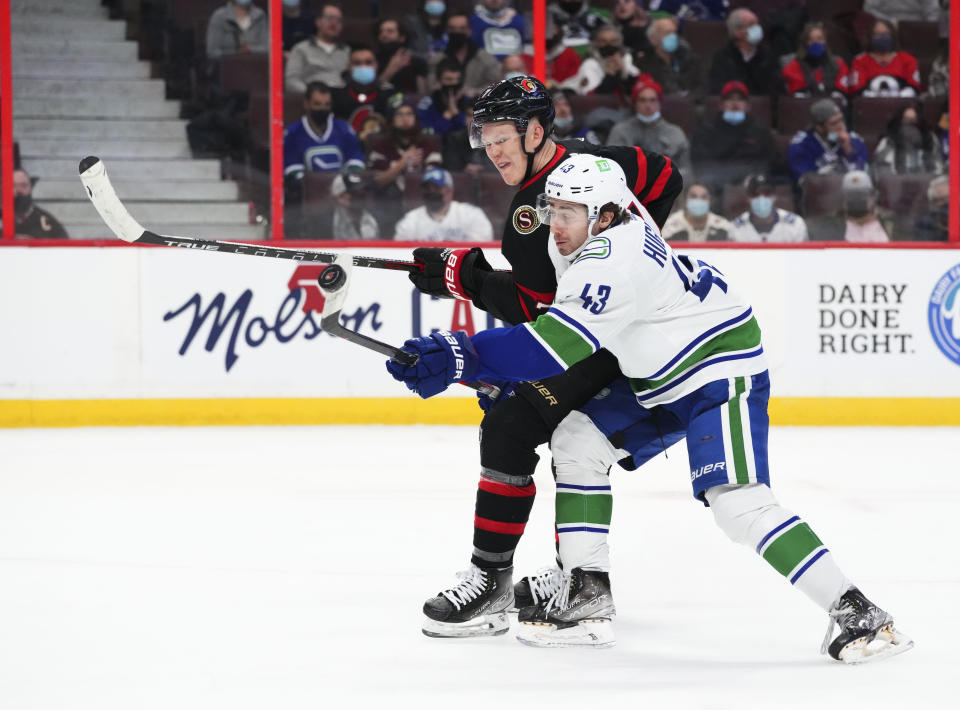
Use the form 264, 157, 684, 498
661, 95, 695, 136
341, 18, 378, 46
851, 97, 918, 143
568, 94, 621, 117
876, 172, 932, 214
219, 53, 269, 94
800, 174, 844, 218
681, 21, 728, 60
777, 96, 816, 135
304, 171, 338, 206
897, 21, 940, 61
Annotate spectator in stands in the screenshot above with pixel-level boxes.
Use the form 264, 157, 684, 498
470, 0, 527, 59
206, 0, 268, 69
733, 0, 807, 58
863, 0, 941, 23
708, 8, 779, 96
731, 174, 808, 242
849, 19, 921, 97
536, 17, 583, 85
692, 80, 778, 189
913, 175, 949, 241
333, 45, 403, 133
316, 171, 380, 239
926, 40, 949, 99
394, 168, 494, 241
549, 0, 610, 49
285, 2, 350, 92
501, 54, 528, 79
417, 60, 467, 137
787, 98, 869, 183
781, 22, 851, 99
406, 0, 449, 58
873, 104, 945, 175
442, 101, 491, 174
428, 13, 502, 94
376, 19, 428, 95
607, 75, 692, 174
561, 25, 640, 95
612, 0, 651, 55
284, 82, 365, 175
636, 14, 703, 97
551, 89, 600, 143
358, 113, 387, 151
10, 169, 68, 240
281, 0, 315, 53
838, 171, 890, 243
367, 99, 443, 234
661, 182, 733, 242
648, 0, 727, 21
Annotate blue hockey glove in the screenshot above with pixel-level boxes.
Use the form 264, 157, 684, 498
385, 330, 479, 399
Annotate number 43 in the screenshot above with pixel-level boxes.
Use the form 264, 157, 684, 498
579, 283, 611, 314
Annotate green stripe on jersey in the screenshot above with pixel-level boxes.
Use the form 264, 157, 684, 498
762, 523, 824, 577
528, 314, 595, 367
630, 316, 762, 393
728, 377, 750, 484
556, 492, 613, 525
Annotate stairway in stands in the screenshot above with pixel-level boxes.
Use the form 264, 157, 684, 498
10, 0, 263, 240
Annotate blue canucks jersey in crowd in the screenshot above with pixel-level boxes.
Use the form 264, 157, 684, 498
786, 130, 869, 182
648, 0, 728, 21
416, 93, 466, 136
469, 9, 527, 58
283, 116, 365, 175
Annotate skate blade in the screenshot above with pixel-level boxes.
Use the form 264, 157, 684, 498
837, 626, 914, 664
516, 618, 615, 649
422, 611, 509, 638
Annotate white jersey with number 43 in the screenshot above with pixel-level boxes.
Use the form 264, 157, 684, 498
531, 207, 768, 407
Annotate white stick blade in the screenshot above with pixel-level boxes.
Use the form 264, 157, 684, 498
78, 157, 145, 242
320, 255, 353, 319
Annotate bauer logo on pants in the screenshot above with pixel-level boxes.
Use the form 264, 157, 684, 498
928, 263, 960, 367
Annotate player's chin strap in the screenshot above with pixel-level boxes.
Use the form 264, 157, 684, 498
521, 124, 552, 184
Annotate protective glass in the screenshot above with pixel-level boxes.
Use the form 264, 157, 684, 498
469, 120, 526, 149
536, 193, 589, 227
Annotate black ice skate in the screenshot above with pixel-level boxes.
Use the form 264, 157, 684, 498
822, 587, 914, 663
422, 565, 514, 638
516, 567, 616, 648
513, 566, 563, 611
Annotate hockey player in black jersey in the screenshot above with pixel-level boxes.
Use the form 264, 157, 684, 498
409, 76, 683, 642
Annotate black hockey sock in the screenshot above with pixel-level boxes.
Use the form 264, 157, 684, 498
472, 476, 536, 569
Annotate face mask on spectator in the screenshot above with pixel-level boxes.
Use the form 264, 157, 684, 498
310, 109, 331, 126
870, 35, 894, 53
424, 192, 445, 211
746, 24, 763, 45
14, 194, 32, 215
425, 0, 445, 16
560, 0, 582, 15
750, 195, 774, 218
636, 111, 660, 123
806, 41, 825, 59
826, 131, 839, 143
554, 116, 574, 130
234, 0, 252, 6
598, 45, 621, 58
282, 0, 300, 7
446, 32, 469, 51
723, 110, 746, 125
661, 33, 678, 53
352, 66, 376, 84
686, 197, 709, 218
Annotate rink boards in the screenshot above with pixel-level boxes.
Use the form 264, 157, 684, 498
1, 245, 958, 426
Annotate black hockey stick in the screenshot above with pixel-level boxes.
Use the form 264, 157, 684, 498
318, 260, 501, 399
77, 156, 421, 273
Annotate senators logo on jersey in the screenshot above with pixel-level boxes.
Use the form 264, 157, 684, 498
512, 205, 540, 235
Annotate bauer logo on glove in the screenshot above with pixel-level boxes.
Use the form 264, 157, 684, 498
386, 330, 480, 399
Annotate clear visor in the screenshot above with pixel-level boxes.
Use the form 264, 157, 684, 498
535, 193, 590, 227
469, 119, 527, 149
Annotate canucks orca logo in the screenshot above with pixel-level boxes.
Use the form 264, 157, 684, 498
928, 263, 960, 367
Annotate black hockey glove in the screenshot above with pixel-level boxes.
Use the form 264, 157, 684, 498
408, 247, 493, 301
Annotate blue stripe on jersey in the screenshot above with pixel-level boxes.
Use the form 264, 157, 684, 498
790, 548, 829, 584
471, 323, 566, 383
547, 308, 601, 351
636, 345, 764, 402
647, 307, 754, 380
556, 483, 612, 491
557, 526, 610, 534
756, 515, 800, 554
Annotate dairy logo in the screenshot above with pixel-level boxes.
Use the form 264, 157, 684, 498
928, 263, 960, 367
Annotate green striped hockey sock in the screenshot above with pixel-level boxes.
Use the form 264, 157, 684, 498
555, 481, 612, 571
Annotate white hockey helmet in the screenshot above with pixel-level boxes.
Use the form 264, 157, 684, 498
536, 153, 637, 226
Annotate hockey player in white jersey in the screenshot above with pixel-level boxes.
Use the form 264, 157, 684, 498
387, 154, 913, 663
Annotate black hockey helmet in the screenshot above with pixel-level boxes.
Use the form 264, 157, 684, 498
470, 76, 555, 181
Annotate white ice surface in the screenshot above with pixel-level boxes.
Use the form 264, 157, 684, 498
1, 425, 958, 709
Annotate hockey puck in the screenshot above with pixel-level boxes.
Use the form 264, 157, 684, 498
318, 264, 346, 292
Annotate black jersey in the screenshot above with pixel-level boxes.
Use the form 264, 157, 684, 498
472, 140, 683, 325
